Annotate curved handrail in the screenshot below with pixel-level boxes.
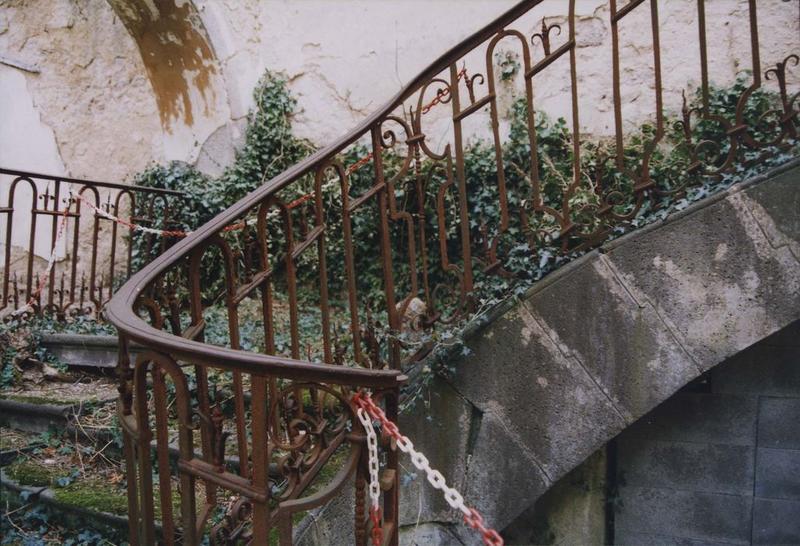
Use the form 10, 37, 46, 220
105, 0, 540, 384
107, 0, 798, 542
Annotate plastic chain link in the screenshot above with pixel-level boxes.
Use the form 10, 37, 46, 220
352, 391, 504, 546
356, 407, 384, 546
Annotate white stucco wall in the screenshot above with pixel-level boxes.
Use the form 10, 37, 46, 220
0, 0, 796, 307
0, 0, 797, 192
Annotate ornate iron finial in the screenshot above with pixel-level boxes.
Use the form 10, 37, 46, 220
532, 19, 562, 57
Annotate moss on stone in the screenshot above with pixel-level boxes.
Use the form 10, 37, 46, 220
0, 393, 75, 406
54, 480, 128, 515
4, 459, 56, 487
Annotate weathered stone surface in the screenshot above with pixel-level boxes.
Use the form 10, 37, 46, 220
757, 397, 800, 450
460, 410, 550, 531
755, 447, 800, 501
604, 189, 800, 371
195, 120, 247, 177
398, 378, 472, 526
399, 523, 463, 546
615, 532, 741, 546
294, 476, 355, 546
623, 392, 758, 446
523, 254, 698, 420
752, 498, 800, 545
296, 168, 798, 545
449, 305, 626, 480
503, 448, 607, 546
742, 166, 800, 258
40, 334, 142, 369
617, 437, 754, 495
615, 487, 752, 544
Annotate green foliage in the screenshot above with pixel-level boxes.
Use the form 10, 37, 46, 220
131, 71, 314, 273
0, 492, 129, 545
495, 51, 521, 81
124, 66, 796, 400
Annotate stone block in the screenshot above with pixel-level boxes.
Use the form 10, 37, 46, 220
752, 498, 800, 545
523, 254, 698, 420
294, 476, 355, 546
615, 486, 752, 544
755, 447, 800, 501
40, 334, 141, 369
711, 341, 800, 397
757, 397, 800, 450
604, 193, 800, 371
624, 392, 758, 446
742, 165, 800, 257
450, 305, 626, 480
461, 410, 550, 531
617, 436, 754, 495
397, 378, 472, 526
503, 448, 607, 546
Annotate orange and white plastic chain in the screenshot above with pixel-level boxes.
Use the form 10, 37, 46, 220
356, 407, 384, 546
73, 193, 191, 238
352, 391, 504, 546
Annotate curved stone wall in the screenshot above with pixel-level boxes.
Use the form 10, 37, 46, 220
296, 161, 800, 545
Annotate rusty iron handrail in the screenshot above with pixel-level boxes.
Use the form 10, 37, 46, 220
106, 1, 798, 544
0, 167, 184, 320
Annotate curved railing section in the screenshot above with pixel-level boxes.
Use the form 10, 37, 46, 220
107, 1, 798, 544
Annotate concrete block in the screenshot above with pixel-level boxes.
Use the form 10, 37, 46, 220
461, 410, 550, 531
755, 447, 800, 501
399, 523, 463, 545
617, 436, 754, 495
624, 392, 758, 446
757, 397, 800, 450
450, 305, 626, 480
752, 498, 800, 545
615, 486, 752, 544
522, 255, 698, 420
397, 378, 472, 525
604, 194, 800, 371
711, 341, 800, 397
615, 532, 746, 546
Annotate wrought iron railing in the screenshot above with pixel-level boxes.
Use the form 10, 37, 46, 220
106, 1, 798, 544
0, 168, 183, 320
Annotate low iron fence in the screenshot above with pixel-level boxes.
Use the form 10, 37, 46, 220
0, 168, 184, 320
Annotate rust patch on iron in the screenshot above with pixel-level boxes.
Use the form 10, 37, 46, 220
108, 0, 218, 130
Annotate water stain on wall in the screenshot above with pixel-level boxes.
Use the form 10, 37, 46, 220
106, 0, 218, 131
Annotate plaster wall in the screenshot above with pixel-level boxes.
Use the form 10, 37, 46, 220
0, 0, 797, 277
1, 0, 797, 184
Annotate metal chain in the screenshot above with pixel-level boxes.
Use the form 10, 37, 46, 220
353, 392, 504, 546
356, 407, 383, 546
